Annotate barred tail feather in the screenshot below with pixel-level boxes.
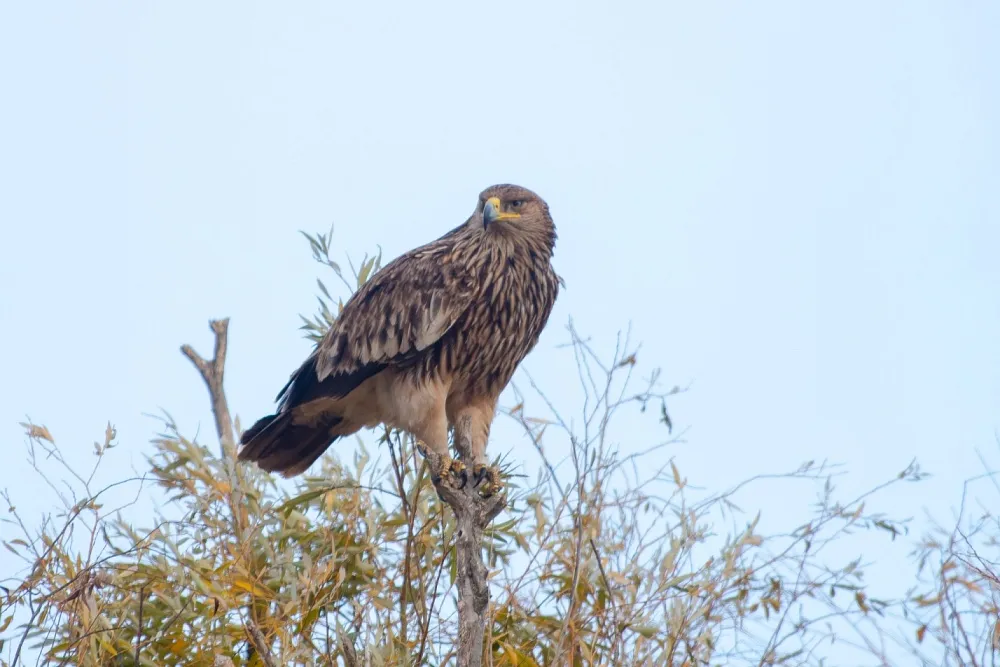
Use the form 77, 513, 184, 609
238, 412, 344, 477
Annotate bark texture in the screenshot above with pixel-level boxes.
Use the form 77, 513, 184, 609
425, 415, 507, 667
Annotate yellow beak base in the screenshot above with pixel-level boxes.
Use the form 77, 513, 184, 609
484, 196, 521, 225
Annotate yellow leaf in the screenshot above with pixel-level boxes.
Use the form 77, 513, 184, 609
170, 637, 190, 654
670, 460, 682, 487
955, 578, 983, 594
96, 633, 117, 655
232, 576, 275, 599
19, 422, 54, 443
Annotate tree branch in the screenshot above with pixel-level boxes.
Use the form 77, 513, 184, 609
247, 621, 279, 667
180, 318, 235, 456
183, 318, 279, 667
336, 624, 359, 667
423, 415, 507, 667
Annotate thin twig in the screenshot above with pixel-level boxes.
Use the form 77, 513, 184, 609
135, 585, 145, 665
389, 435, 414, 644
416, 541, 455, 666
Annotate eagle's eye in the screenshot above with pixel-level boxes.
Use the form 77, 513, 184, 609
508, 200, 523, 209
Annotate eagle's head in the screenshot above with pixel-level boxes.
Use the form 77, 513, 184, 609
473, 184, 555, 251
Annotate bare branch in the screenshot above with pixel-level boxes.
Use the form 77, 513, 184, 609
180, 318, 235, 455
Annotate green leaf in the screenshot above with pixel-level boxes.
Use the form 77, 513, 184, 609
276, 488, 328, 515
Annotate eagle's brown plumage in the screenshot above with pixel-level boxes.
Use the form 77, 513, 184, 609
238, 184, 561, 487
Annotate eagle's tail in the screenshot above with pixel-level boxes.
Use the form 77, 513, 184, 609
237, 411, 344, 477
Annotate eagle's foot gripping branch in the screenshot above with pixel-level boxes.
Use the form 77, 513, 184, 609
417, 448, 505, 505
472, 463, 503, 498
415, 443, 466, 489
433, 454, 468, 487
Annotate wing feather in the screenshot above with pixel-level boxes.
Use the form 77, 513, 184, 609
314, 249, 475, 383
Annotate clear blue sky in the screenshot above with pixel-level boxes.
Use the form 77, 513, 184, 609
1, 0, 998, 656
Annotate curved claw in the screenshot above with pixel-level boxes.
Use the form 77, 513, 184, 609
472, 463, 503, 497
432, 455, 468, 488
451, 459, 469, 489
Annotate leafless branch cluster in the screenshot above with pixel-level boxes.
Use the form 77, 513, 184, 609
897, 441, 1000, 666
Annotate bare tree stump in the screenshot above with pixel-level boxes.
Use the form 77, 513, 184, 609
423, 415, 507, 667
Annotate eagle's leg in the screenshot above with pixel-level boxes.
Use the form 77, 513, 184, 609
463, 407, 504, 498
406, 402, 469, 488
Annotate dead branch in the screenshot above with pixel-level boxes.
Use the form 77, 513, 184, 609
183, 318, 279, 667
422, 415, 507, 667
181, 318, 236, 456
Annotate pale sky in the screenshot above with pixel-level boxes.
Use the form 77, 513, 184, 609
1, 1, 998, 660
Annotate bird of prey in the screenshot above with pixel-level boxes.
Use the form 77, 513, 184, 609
238, 184, 561, 494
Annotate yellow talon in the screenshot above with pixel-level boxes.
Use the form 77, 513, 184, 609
435, 454, 452, 479
433, 455, 468, 483
473, 463, 503, 497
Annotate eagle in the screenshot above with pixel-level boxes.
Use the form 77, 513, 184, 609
238, 184, 561, 494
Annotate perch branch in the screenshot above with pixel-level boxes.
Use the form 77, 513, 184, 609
422, 415, 507, 667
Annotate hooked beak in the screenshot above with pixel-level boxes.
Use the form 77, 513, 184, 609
483, 196, 520, 227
